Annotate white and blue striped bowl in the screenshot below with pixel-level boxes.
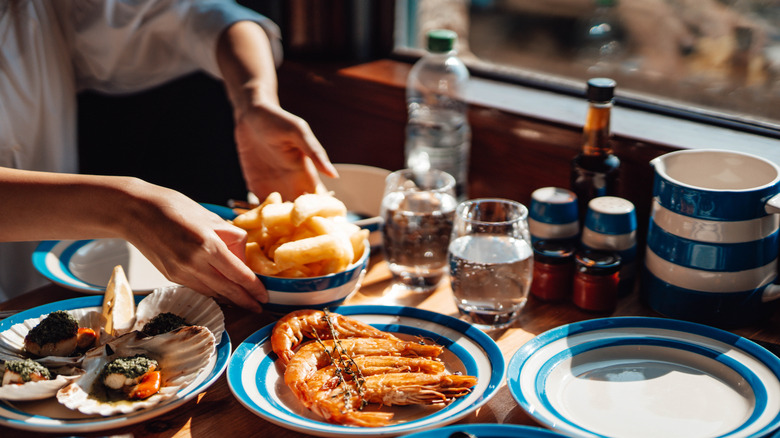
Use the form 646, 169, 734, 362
257, 243, 369, 314
643, 149, 780, 327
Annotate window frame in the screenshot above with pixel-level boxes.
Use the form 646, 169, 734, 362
392, 1, 780, 163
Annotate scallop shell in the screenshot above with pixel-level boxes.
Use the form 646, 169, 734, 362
132, 286, 225, 344
0, 308, 105, 367
56, 325, 215, 416
0, 365, 84, 401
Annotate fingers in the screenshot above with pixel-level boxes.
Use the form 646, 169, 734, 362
185, 269, 265, 314
298, 126, 339, 178
213, 228, 269, 303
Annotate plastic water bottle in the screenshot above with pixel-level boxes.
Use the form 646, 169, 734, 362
405, 29, 471, 200
577, 0, 624, 73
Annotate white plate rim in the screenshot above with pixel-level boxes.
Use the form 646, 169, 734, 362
506, 316, 780, 438
31, 203, 236, 294
226, 304, 505, 437
33, 239, 113, 293
0, 296, 231, 433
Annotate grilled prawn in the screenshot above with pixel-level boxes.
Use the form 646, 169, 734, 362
271, 309, 398, 364
307, 371, 478, 427
284, 337, 444, 401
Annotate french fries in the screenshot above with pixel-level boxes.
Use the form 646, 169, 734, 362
232, 192, 369, 278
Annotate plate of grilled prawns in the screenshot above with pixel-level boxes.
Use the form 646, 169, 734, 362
227, 305, 505, 437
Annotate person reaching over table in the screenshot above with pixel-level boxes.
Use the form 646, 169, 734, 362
0, 167, 269, 313
0, 0, 338, 303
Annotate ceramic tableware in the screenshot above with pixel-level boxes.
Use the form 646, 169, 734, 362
644, 149, 780, 327
227, 305, 504, 437
528, 187, 580, 244
507, 316, 780, 438
582, 196, 637, 295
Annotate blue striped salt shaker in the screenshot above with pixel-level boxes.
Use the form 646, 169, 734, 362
582, 196, 637, 296
529, 187, 580, 245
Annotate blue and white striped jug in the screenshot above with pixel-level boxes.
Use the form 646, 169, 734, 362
643, 149, 780, 327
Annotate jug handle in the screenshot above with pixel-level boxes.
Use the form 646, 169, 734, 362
765, 193, 780, 301
766, 193, 780, 215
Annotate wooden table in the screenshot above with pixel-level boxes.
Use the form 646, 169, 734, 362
2, 254, 780, 437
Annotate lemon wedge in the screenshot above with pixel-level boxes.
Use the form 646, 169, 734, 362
102, 265, 136, 336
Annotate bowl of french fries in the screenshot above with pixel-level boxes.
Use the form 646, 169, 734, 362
231, 192, 370, 314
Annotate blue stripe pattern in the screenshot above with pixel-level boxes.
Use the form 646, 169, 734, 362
534, 337, 765, 434
641, 268, 772, 327
653, 176, 780, 221
647, 220, 779, 272
585, 211, 637, 235
226, 305, 505, 436
0, 296, 230, 431
530, 201, 578, 225
506, 316, 780, 438
645, 168, 780, 326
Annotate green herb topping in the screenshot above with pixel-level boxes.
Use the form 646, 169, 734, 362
24, 310, 78, 345
141, 312, 190, 336
102, 354, 158, 380
4, 358, 52, 382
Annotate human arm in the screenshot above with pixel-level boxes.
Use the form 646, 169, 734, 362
64, 1, 337, 201
215, 20, 339, 201
0, 168, 267, 312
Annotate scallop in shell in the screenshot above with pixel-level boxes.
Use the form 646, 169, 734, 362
0, 364, 84, 401
56, 325, 215, 416
132, 286, 225, 344
0, 308, 104, 367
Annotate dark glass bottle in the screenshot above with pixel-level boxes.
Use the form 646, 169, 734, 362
570, 77, 620, 223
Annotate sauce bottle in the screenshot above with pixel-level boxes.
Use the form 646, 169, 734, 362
570, 77, 620, 223
530, 240, 576, 302
572, 249, 621, 313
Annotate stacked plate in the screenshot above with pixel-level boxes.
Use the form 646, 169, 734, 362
507, 317, 780, 438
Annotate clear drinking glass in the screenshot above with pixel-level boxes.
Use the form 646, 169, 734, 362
380, 168, 458, 292
448, 198, 534, 330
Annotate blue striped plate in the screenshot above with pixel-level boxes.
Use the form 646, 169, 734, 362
227, 305, 504, 437
400, 423, 566, 437
507, 317, 780, 438
31, 203, 236, 294
0, 296, 230, 433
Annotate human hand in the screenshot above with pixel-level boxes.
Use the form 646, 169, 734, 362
234, 102, 338, 201
121, 180, 268, 312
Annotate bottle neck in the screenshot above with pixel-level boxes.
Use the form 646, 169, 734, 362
581, 102, 612, 156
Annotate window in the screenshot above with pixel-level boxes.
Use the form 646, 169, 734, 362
395, 0, 780, 137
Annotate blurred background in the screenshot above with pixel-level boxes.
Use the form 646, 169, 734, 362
77, 0, 780, 204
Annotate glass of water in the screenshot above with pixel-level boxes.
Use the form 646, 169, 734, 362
448, 198, 533, 330
381, 168, 458, 292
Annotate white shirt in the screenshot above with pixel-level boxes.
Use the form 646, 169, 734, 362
0, 0, 281, 301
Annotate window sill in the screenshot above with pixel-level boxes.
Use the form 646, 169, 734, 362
467, 75, 780, 165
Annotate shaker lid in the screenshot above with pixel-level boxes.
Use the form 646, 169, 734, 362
587, 78, 616, 102
427, 29, 457, 53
